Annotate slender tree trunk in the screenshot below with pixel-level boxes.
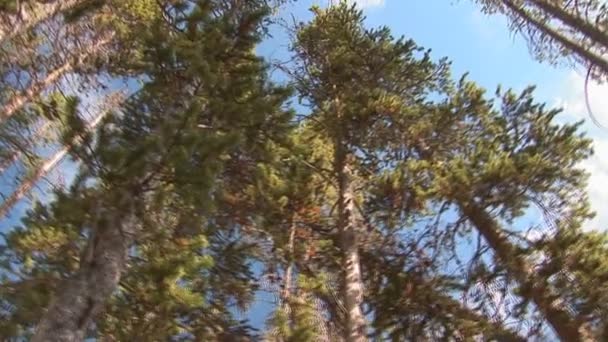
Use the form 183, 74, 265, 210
0, 120, 52, 174
0, 0, 84, 43
0, 142, 67, 219
298, 225, 334, 342
460, 202, 584, 342
31, 199, 136, 342
335, 146, 367, 342
0, 105, 109, 219
276, 215, 297, 342
502, 0, 608, 73
527, 0, 608, 48
282, 215, 296, 307
1, 61, 72, 123
0, 34, 112, 123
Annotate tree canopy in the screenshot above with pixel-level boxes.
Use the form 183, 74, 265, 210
0, 1, 607, 341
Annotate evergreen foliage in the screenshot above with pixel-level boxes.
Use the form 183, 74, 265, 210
0, 0, 606, 341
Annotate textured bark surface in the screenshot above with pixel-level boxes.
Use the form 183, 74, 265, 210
31, 208, 135, 342
336, 149, 367, 342
462, 202, 584, 342
281, 216, 296, 306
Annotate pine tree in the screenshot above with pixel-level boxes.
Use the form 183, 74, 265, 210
253, 126, 336, 341
289, 3, 453, 340
0, 1, 293, 340
413, 79, 600, 340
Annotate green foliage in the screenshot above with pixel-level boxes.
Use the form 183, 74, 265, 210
1, 0, 292, 340
1, 1, 607, 341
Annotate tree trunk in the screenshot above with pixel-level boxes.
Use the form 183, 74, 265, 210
282, 215, 296, 307
335, 147, 367, 342
0, 105, 109, 219
0, 120, 52, 174
0, 34, 112, 123
277, 215, 297, 342
527, 0, 608, 49
31, 201, 136, 342
460, 202, 584, 342
0, 142, 68, 219
501, 0, 608, 74
0, 0, 84, 43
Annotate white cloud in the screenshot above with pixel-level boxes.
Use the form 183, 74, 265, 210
581, 142, 608, 230
555, 71, 608, 125
555, 71, 608, 230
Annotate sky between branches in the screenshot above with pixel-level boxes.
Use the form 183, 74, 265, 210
1, 0, 606, 232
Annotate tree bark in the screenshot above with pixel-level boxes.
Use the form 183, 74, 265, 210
276, 215, 297, 342
281, 215, 296, 307
335, 146, 367, 342
31, 200, 136, 342
0, 0, 84, 43
460, 202, 584, 342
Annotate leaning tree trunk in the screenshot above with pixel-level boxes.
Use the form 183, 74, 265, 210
501, 0, 608, 74
460, 202, 585, 342
355, 204, 526, 341
0, 120, 52, 174
0, 34, 112, 123
0, 0, 84, 43
335, 146, 367, 342
0, 100, 113, 219
0, 141, 68, 219
31, 197, 137, 342
527, 0, 608, 49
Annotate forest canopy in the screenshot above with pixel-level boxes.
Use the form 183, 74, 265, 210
0, 1, 607, 341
